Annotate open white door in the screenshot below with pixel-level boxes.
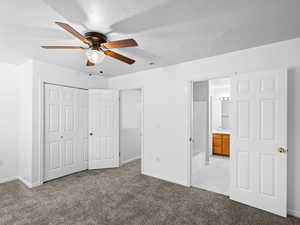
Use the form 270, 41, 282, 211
230, 69, 287, 216
88, 89, 119, 169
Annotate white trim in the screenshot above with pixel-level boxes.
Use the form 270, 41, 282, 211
18, 176, 31, 187
121, 156, 141, 165
141, 88, 145, 174
186, 81, 193, 187
0, 176, 18, 184
288, 209, 300, 218
142, 171, 188, 187
38, 79, 44, 186
17, 177, 39, 188
30, 181, 41, 188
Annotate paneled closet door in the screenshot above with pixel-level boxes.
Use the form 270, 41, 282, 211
44, 84, 88, 182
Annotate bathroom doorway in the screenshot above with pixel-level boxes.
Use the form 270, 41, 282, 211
191, 78, 231, 196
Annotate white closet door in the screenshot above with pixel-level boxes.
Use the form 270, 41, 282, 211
230, 69, 287, 216
88, 89, 119, 169
44, 84, 88, 181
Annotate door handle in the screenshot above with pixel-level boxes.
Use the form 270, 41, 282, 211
89, 133, 93, 136
277, 147, 287, 153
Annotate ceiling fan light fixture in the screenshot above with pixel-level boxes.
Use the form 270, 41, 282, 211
42, 22, 137, 66
85, 49, 105, 64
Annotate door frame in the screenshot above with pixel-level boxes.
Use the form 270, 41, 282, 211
38, 81, 88, 185
119, 88, 145, 173
187, 74, 235, 188
187, 70, 288, 216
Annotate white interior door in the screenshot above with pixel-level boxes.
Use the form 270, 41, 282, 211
88, 89, 119, 169
44, 84, 88, 181
230, 69, 287, 216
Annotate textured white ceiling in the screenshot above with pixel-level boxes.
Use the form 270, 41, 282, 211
1, 0, 300, 77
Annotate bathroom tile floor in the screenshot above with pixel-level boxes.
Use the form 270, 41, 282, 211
192, 152, 230, 195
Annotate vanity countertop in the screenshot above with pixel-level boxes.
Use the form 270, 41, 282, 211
212, 129, 231, 135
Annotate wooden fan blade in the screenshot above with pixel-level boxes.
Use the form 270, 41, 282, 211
86, 60, 95, 66
55, 22, 92, 45
104, 50, 135, 64
101, 39, 138, 49
41, 46, 87, 49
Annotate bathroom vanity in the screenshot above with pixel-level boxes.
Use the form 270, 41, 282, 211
212, 131, 230, 157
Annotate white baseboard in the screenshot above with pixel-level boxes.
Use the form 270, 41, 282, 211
288, 208, 300, 218
18, 176, 33, 188
0, 176, 18, 184
142, 171, 188, 187
0, 175, 41, 188
122, 156, 141, 165
17, 177, 40, 188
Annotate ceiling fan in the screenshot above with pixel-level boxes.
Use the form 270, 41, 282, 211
41, 22, 138, 66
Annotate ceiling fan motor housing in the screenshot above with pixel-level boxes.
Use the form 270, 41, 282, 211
85, 32, 107, 49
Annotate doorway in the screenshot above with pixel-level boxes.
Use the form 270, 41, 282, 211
119, 89, 142, 166
188, 69, 288, 217
191, 78, 231, 196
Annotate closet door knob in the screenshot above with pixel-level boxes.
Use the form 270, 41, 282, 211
89, 133, 93, 136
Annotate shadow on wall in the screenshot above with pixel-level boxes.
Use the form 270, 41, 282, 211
287, 67, 300, 211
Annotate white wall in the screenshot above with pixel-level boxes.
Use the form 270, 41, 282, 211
16, 60, 33, 185
120, 89, 141, 164
108, 37, 300, 216
0, 62, 18, 183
